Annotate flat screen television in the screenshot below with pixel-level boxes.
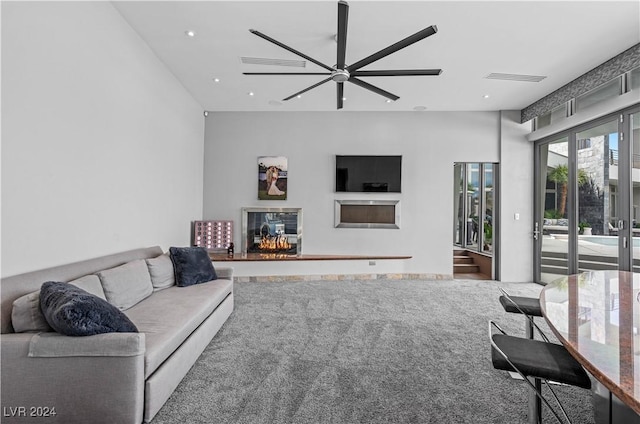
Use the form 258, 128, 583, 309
335, 155, 402, 193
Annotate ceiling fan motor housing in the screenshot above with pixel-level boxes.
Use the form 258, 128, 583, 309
331, 69, 350, 82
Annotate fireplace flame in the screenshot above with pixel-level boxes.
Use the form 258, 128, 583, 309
258, 234, 291, 251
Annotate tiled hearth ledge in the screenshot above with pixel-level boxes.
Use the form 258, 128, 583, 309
208, 253, 450, 282
210, 253, 412, 262
235, 273, 454, 283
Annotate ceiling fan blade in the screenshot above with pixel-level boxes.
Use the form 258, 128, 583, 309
336, 0, 349, 69
337, 82, 344, 109
243, 72, 332, 76
348, 77, 399, 101
347, 25, 438, 72
283, 77, 333, 101
352, 69, 442, 77
249, 29, 334, 72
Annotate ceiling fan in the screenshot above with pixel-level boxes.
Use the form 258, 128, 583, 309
243, 0, 442, 109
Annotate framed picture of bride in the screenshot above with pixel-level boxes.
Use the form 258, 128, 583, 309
258, 156, 287, 200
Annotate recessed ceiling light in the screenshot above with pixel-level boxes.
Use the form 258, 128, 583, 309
248, 92, 255, 96
386, 99, 393, 104
342, 97, 347, 101
413, 106, 427, 111
212, 78, 220, 83
296, 95, 302, 99
483, 94, 490, 99
184, 30, 196, 38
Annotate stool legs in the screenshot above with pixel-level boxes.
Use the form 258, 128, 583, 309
525, 315, 542, 424
529, 377, 543, 424
526, 316, 535, 339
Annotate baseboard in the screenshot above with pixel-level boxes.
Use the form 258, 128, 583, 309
235, 273, 453, 283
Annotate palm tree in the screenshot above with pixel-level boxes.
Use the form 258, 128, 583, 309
547, 164, 589, 216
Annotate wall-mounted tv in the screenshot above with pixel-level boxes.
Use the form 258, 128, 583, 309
335, 155, 402, 193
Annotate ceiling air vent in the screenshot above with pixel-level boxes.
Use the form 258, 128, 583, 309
485, 73, 547, 82
241, 57, 306, 67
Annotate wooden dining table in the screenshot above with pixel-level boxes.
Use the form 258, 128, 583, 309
540, 270, 640, 423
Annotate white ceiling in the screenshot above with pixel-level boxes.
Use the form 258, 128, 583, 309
112, 0, 640, 113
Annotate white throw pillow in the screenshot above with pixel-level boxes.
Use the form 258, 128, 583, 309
97, 259, 153, 310
145, 253, 176, 291
69, 274, 107, 300
11, 289, 52, 333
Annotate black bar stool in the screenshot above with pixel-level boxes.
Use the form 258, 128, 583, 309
498, 287, 546, 341
498, 287, 551, 423
489, 321, 592, 424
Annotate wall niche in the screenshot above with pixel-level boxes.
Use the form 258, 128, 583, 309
334, 200, 400, 229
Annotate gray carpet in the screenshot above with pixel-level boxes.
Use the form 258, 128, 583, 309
152, 279, 595, 423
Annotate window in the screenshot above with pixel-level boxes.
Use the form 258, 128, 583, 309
453, 162, 497, 257
630, 67, 640, 92
575, 79, 621, 112
537, 104, 567, 130
577, 139, 592, 150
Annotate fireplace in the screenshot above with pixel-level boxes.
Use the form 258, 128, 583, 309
241, 207, 302, 255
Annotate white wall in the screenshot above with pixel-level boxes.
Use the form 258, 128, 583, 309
499, 111, 535, 282
203, 111, 508, 277
1, 2, 205, 277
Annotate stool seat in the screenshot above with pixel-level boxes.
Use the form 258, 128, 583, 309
499, 295, 543, 317
491, 334, 591, 390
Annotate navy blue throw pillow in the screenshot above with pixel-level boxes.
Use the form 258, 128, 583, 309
169, 247, 217, 287
40, 281, 138, 337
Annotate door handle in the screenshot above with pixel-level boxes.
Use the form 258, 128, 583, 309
533, 222, 540, 240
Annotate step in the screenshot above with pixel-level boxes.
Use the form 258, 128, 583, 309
454, 264, 480, 273
541, 258, 567, 267
453, 249, 468, 256
454, 256, 474, 265
540, 266, 569, 275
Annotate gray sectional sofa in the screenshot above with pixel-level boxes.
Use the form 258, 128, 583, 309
1, 246, 234, 423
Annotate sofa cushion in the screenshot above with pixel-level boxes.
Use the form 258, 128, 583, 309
11, 289, 52, 333
40, 281, 138, 337
124, 278, 232, 377
69, 274, 106, 300
169, 247, 217, 287
145, 254, 175, 291
11, 275, 106, 333
97, 259, 154, 310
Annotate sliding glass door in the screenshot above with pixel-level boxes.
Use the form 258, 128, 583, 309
535, 137, 570, 284
534, 106, 639, 283
576, 120, 619, 272
632, 112, 640, 272
628, 111, 639, 272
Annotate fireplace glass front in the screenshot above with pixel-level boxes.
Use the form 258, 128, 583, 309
242, 208, 302, 255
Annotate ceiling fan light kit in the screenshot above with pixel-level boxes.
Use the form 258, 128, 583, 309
244, 0, 442, 110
